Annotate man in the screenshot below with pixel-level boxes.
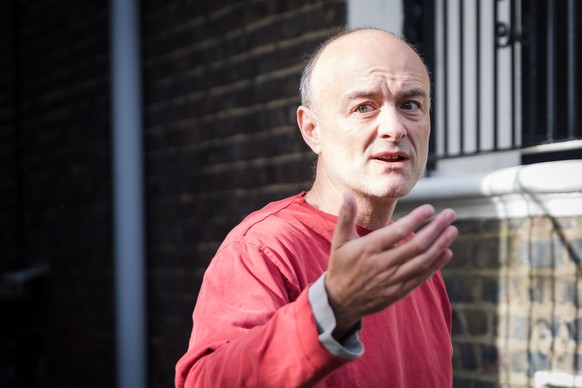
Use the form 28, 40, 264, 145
176, 28, 458, 387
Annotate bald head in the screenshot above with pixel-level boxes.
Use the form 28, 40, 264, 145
295, 27, 433, 212
299, 28, 430, 110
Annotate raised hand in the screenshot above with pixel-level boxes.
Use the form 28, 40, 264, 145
324, 192, 459, 339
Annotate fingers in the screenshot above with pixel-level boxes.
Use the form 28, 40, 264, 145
331, 192, 358, 250
411, 208, 456, 248
409, 225, 457, 270
375, 228, 456, 304
387, 215, 458, 282
398, 209, 457, 260
362, 204, 437, 253
367, 206, 457, 280
398, 247, 455, 296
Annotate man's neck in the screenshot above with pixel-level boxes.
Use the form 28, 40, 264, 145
305, 184, 397, 230
352, 195, 397, 230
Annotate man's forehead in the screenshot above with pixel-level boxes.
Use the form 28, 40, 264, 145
312, 44, 429, 103
313, 31, 429, 86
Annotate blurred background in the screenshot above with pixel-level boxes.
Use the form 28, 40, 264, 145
1, 0, 581, 387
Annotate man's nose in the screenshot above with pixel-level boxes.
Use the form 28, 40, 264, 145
377, 107, 406, 141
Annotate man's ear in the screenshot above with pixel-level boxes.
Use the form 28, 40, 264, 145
297, 105, 321, 155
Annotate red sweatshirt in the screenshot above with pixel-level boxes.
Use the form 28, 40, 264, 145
175, 193, 453, 387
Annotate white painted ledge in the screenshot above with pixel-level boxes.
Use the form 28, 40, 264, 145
533, 371, 582, 388
395, 160, 582, 219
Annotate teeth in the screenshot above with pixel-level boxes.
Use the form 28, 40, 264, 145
379, 155, 400, 161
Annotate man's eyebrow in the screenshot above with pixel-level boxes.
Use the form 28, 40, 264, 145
400, 87, 429, 100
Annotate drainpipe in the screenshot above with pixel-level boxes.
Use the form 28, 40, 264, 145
110, 0, 146, 387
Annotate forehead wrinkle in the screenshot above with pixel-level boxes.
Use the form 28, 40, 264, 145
342, 76, 429, 101
343, 82, 384, 101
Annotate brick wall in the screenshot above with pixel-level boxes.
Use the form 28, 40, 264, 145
447, 215, 582, 387
1, 0, 348, 387
140, 1, 346, 387
0, 1, 114, 387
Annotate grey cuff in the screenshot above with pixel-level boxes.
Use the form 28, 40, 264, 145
308, 273, 364, 360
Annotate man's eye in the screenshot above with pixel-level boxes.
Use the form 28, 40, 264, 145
402, 101, 420, 111
356, 104, 374, 113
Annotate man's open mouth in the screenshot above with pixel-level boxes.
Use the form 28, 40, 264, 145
372, 152, 408, 162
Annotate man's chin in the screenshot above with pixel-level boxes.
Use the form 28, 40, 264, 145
367, 178, 416, 199
363, 187, 413, 202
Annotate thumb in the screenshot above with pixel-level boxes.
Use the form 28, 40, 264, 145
331, 192, 358, 250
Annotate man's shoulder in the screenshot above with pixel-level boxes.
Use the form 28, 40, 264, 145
224, 192, 313, 242
242, 194, 304, 225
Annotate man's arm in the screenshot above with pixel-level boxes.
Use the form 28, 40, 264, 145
175, 241, 348, 388
308, 273, 363, 359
